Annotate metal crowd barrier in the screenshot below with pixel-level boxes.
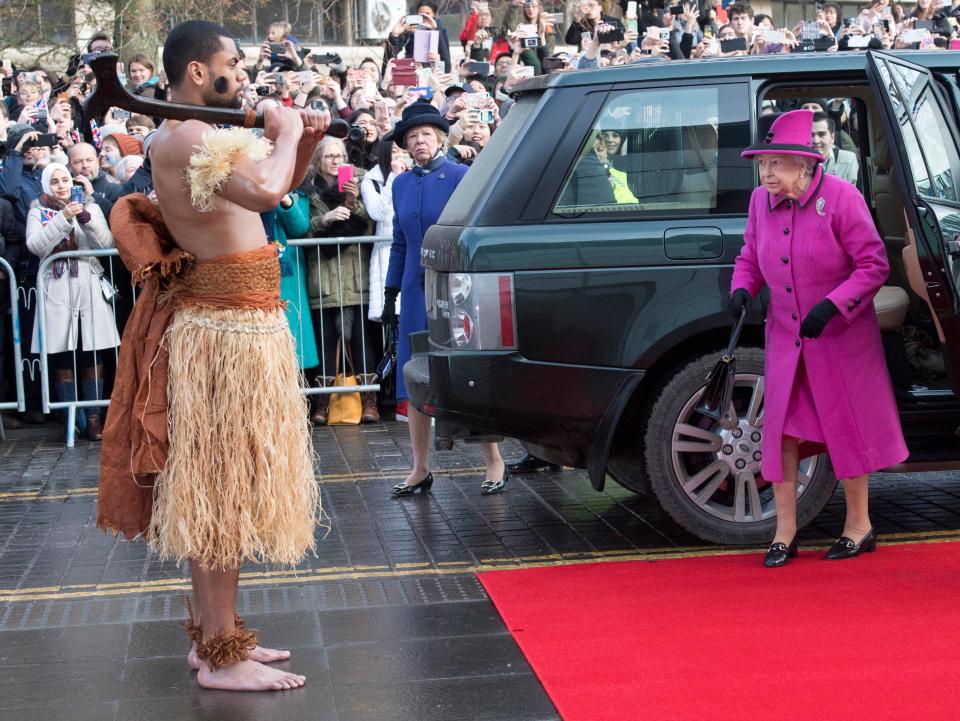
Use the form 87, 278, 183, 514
0, 257, 26, 439
31, 235, 393, 447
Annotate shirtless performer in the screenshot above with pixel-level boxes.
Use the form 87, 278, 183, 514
97, 21, 328, 691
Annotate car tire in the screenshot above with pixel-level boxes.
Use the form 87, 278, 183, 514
643, 348, 837, 545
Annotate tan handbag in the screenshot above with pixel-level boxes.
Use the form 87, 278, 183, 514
327, 342, 362, 425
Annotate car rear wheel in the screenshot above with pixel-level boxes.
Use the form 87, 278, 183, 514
643, 348, 837, 545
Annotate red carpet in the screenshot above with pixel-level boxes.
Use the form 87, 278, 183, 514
478, 542, 960, 721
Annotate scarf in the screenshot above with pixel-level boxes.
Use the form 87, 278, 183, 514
38, 192, 90, 279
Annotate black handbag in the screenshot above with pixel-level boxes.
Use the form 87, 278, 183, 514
697, 307, 748, 420
377, 323, 397, 381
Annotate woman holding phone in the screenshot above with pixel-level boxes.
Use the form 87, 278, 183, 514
306, 137, 381, 424
26, 163, 117, 440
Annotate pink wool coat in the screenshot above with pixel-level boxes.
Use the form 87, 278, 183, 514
731, 166, 908, 481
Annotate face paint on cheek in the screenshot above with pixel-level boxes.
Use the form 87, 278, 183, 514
214, 76, 229, 94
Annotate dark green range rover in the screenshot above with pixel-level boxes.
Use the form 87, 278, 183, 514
406, 51, 960, 544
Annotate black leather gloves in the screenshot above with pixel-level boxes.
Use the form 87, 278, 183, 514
728, 288, 752, 319
800, 299, 838, 339
381, 286, 400, 327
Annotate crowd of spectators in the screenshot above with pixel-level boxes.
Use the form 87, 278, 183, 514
1, 0, 959, 435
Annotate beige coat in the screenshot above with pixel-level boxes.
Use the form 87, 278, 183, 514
27, 201, 120, 354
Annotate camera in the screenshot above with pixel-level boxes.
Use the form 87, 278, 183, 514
312, 52, 342, 66
476, 109, 495, 124
255, 85, 272, 96
310, 98, 329, 111
348, 123, 366, 143
522, 36, 540, 48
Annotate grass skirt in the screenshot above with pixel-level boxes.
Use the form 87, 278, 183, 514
149, 304, 321, 570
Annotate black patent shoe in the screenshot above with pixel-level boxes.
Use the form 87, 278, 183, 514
480, 472, 508, 495
506, 454, 561, 474
391, 472, 434, 497
763, 536, 799, 567
824, 527, 877, 560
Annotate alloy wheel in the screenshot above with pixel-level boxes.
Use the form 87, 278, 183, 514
669, 373, 818, 524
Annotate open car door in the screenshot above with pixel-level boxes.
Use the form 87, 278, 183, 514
867, 50, 960, 393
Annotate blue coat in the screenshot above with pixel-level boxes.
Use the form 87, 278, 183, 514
386, 157, 467, 399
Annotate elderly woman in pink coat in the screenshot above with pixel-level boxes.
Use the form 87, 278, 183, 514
729, 109, 908, 568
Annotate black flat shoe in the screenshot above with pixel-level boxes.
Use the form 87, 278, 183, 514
763, 536, 799, 567
480, 472, 508, 495
391, 472, 433, 497
506, 454, 561, 474
824, 527, 877, 560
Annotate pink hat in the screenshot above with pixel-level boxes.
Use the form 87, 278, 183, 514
741, 109, 823, 162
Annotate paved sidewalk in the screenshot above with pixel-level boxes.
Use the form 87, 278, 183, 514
3, 422, 960, 720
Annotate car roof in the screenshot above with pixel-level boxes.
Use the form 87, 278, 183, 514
516, 50, 960, 92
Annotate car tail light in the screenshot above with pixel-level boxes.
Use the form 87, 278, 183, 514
447, 272, 516, 350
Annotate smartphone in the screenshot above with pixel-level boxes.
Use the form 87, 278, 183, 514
762, 30, 786, 43
393, 58, 417, 85
704, 25, 715, 39
409, 86, 434, 100
476, 109, 495, 124
269, 43, 285, 54
626, 1, 638, 18
297, 70, 313, 85
405, 14, 423, 26
70, 186, 84, 205
659, 28, 672, 41
363, 80, 378, 99
951, 38, 960, 50
670, 4, 684, 14
34, 133, 59, 147
337, 164, 354, 193
720, 37, 747, 52
113, 108, 130, 121
598, 25, 626, 43
1, 58, 10, 73
516, 65, 535, 79
541, 57, 565, 71
466, 61, 490, 76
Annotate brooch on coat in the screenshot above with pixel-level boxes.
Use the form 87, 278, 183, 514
816, 197, 826, 217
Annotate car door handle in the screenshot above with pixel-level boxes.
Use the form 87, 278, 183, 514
945, 237, 960, 256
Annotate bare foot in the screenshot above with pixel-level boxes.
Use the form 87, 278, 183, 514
197, 658, 305, 691
188, 643, 291, 670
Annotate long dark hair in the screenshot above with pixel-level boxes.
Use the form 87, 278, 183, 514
374, 137, 394, 181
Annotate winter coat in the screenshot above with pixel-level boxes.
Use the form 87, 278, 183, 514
0, 151, 43, 227
306, 174, 372, 310
26, 200, 119, 354
266, 191, 319, 369
387, 156, 468, 400
360, 164, 402, 321
90, 172, 124, 223
731, 166, 908, 481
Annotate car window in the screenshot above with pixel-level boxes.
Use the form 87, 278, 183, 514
876, 57, 960, 203
552, 83, 752, 217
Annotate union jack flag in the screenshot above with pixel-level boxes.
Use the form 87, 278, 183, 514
90, 119, 101, 148
38, 207, 57, 225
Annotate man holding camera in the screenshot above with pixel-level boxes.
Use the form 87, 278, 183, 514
0, 123, 51, 227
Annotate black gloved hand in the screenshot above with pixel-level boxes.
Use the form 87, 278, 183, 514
799, 299, 838, 339
728, 288, 752, 319
381, 286, 400, 327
